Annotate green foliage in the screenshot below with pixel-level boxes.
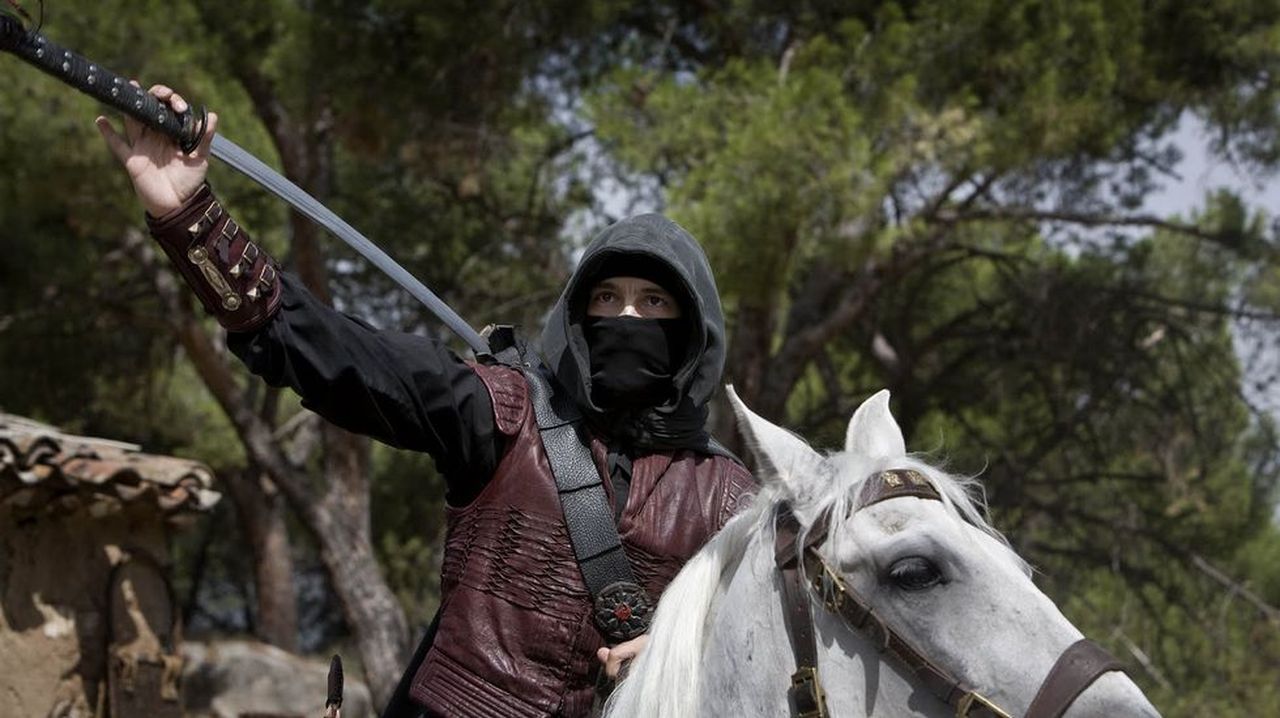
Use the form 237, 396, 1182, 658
589, 2, 1280, 714
370, 443, 447, 632
0, 0, 281, 431
3, 1, 1280, 713
0, 0, 607, 656
593, 41, 895, 302
1062, 551, 1280, 716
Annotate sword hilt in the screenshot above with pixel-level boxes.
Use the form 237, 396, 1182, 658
0, 12, 207, 152
325, 654, 343, 718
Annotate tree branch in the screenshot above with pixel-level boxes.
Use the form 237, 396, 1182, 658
938, 206, 1236, 247
761, 228, 949, 413
1190, 553, 1280, 624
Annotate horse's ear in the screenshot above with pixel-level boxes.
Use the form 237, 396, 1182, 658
844, 390, 906, 458
726, 385, 821, 485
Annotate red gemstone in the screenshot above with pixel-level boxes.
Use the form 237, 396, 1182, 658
613, 604, 632, 621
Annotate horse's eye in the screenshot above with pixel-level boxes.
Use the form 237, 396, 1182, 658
887, 556, 944, 591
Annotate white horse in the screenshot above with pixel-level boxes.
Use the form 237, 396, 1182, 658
605, 389, 1160, 717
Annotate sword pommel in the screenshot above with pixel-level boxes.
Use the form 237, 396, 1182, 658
0, 12, 24, 52
325, 654, 344, 717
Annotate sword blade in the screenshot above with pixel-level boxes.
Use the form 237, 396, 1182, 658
210, 134, 489, 355
0, 17, 486, 353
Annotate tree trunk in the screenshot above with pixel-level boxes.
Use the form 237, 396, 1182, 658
129, 229, 407, 707
223, 467, 299, 652
229, 55, 410, 706
728, 235, 947, 438
311, 425, 410, 693
127, 232, 305, 651
718, 303, 775, 455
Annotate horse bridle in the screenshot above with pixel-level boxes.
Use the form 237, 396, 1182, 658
773, 469, 1128, 718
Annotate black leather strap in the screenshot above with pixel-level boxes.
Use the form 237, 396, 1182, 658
523, 366, 652, 642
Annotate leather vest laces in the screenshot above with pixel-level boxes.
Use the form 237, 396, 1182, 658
408, 362, 756, 717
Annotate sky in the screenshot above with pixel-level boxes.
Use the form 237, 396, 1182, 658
1146, 115, 1280, 521
1144, 113, 1280, 219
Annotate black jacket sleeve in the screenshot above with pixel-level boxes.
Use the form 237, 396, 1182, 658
226, 272, 499, 504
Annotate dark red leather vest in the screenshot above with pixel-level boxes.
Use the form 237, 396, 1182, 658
408, 363, 754, 717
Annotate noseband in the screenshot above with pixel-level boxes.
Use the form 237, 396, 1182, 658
773, 469, 1127, 718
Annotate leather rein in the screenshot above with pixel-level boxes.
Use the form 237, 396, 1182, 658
772, 469, 1127, 718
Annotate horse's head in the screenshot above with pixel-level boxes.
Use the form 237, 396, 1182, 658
724, 387, 1161, 718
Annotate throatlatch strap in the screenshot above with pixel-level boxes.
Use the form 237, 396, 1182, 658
524, 367, 652, 642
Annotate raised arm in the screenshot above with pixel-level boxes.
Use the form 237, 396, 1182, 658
223, 269, 503, 493
99, 86, 502, 502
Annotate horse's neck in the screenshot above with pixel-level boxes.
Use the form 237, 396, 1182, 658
701, 527, 952, 717
699, 529, 793, 714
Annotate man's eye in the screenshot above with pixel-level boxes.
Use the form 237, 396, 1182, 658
594, 292, 616, 303
644, 295, 667, 306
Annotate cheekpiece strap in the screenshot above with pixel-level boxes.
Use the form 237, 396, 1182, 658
774, 502, 830, 718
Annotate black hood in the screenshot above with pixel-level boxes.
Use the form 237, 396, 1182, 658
540, 214, 727, 451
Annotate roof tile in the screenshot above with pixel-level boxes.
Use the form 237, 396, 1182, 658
0, 412, 220, 521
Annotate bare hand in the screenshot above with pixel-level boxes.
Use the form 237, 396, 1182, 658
596, 635, 649, 681
95, 83, 218, 217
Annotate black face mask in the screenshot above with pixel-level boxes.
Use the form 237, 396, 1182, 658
584, 316, 688, 409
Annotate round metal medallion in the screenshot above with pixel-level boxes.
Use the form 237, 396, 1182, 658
593, 581, 653, 642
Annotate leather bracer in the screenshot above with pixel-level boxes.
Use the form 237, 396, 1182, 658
146, 184, 282, 332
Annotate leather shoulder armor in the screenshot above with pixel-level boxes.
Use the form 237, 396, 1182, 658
470, 362, 530, 437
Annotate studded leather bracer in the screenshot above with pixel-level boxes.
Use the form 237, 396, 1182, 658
146, 184, 282, 332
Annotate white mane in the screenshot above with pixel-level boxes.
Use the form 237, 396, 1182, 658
604, 444, 1025, 718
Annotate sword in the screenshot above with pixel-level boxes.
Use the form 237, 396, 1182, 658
0, 11, 490, 355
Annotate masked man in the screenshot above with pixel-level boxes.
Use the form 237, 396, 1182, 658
97, 87, 754, 717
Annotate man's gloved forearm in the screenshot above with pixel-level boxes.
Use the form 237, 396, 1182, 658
146, 183, 281, 332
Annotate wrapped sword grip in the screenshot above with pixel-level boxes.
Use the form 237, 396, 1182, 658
0, 13, 207, 152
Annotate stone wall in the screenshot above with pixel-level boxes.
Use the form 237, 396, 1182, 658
0, 503, 172, 717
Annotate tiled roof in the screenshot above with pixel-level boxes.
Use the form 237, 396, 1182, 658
0, 412, 220, 521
